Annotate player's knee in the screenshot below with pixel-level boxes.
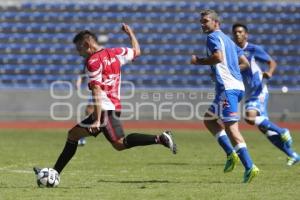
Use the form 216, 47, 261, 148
111, 142, 126, 151
111, 139, 126, 151
67, 129, 80, 141
245, 110, 258, 125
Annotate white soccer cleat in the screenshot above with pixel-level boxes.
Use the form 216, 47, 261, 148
159, 131, 177, 154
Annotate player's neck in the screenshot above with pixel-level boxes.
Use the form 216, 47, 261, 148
239, 41, 248, 49
207, 28, 220, 34
93, 44, 103, 52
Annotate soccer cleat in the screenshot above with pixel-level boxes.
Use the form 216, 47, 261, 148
33, 167, 41, 175
33, 167, 42, 187
243, 165, 259, 183
78, 137, 86, 146
159, 131, 177, 154
287, 153, 300, 166
224, 151, 239, 173
281, 129, 293, 147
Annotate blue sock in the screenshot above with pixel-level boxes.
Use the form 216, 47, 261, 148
216, 130, 234, 155
255, 116, 285, 135
235, 143, 253, 170
266, 131, 294, 157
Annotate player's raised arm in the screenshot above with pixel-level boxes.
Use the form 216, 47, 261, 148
121, 23, 141, 57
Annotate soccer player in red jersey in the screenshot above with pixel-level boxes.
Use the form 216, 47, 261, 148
34, 23, 176, 178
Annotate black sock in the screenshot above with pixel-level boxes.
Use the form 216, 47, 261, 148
123, 133, 158, 148
53, 139, 78, 174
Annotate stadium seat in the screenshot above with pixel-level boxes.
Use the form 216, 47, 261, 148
0, 2, 299, 89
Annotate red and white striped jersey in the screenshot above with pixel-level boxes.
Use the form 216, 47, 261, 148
86, 47, 136, 111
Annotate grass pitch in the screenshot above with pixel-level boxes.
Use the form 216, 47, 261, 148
0, 128, 300, 200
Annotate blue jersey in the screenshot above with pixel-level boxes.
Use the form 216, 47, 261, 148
241, 42, 271, 100
206, 30, 244, 93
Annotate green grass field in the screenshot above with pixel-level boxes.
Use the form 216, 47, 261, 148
0, 128, 300, 200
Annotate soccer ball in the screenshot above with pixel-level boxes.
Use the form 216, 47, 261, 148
36, 168, 60, 188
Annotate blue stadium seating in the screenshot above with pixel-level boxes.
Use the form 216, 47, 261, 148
0, 2, 299, 90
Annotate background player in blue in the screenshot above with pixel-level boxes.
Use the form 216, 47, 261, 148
190, 9, 259, 183
232, 23, 300, 166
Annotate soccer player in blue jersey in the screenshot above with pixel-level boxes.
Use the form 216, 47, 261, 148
191, 9, 259, 183
232, 23, 300, 166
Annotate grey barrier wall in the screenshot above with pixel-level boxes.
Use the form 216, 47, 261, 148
0, 87, 299, 121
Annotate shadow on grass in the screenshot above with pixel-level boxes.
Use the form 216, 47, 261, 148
97, 179, 171, 184
146, 162, 190, 166
97, 179, 237, 184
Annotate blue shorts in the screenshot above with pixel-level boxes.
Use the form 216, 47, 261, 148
245, 91, 269, 118
208, 89, 244, 122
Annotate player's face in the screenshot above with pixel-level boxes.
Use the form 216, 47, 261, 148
233, 27, 248, 45
75, 41, 89, 58
200, 15, 218, 33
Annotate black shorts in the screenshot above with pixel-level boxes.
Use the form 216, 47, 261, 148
77, 111, 125, 143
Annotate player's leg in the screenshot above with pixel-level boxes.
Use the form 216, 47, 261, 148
254, 116, 291, 144
245, 98, 299, 165
78, 104, 95, 146
53, 114, 97, 174
223, 90, 258, 183
246, 109, 295, 156
102, 111, 177, 154
204, 100, 237, 173
204, 111, 235, 156
246, 94, 292, 145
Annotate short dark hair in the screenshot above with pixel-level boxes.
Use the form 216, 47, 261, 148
200, 9, 221, 24
73, 30, 98, 44
232, 23, 248, 33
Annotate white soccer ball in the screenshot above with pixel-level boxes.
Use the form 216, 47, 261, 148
37, 168, 60, 188
281, 86, 288, 93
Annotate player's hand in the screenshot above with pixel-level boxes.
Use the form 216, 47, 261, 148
191, 55, 199, 65
88, 120, 101, 135
263, 71, 272, 79
121, 23, 133, 35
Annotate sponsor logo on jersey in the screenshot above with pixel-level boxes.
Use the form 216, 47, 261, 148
103, 57, 117, 67
229, 112, 237, 116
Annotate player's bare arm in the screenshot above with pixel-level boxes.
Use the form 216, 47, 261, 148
191, 50, 223, 65
239, 55, 250, 70
89, 84, 102, 133
122, 23, 141, 56
263, 59, 277, 79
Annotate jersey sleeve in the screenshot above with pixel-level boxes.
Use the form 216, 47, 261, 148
207, 34, 222, 53
86, 56, 103, 88
254, 45, 272, 62
111, 47, 136, 66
